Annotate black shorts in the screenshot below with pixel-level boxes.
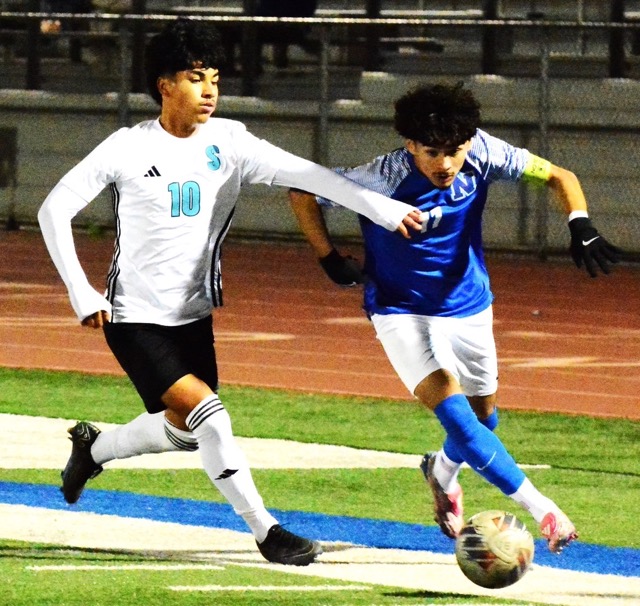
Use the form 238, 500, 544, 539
103, 315, 219, 414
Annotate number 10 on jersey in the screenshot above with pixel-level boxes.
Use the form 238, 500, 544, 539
169, 181, 201, 217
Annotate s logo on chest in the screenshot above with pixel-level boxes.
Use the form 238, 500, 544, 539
206, 145, 221, 171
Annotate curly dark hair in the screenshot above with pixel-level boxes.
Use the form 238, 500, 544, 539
393, 83, 481, 147
144, 18, 225, 105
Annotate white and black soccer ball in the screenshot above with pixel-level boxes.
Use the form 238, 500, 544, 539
455, 510, 535, 589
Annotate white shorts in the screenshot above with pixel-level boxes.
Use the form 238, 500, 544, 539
371, 306, 498, 397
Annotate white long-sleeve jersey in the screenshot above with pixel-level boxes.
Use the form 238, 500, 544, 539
38, 117, 416, 325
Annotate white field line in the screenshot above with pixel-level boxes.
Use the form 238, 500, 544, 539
5, 409, 622, 605
27, 563, 225, 571
0, 414, 418, 470
168, 584, 371, 592
3, 504, 639, 606
0, 414, 549, 470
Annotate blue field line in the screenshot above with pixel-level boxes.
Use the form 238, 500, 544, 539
2, 481, 639, 577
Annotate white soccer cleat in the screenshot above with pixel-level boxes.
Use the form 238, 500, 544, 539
540, 509, 579, 554
420, 452, 464, 539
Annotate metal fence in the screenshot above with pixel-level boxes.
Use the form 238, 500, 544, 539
2, 9, 640, 84
1, 7, 640, 256
3, 10, 640, 136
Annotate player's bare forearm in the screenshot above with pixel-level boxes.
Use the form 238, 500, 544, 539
547, 164, 588, 215
544, 165, 621, 277
289, 190, 334, 257
290, 189, 366, 287
291, 189, 422, 247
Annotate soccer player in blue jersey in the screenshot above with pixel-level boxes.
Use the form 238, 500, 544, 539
289, 82, 620, 554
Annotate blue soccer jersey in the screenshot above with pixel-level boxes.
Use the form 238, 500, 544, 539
318, 129, 530, 318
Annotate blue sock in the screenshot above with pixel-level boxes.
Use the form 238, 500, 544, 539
444, 407, 498, 464
434, 394, 525, 495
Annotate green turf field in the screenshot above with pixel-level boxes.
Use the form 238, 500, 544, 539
1, 367, 638, 605
3, 539, 542, 606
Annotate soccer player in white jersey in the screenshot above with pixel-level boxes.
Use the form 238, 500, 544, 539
290, 83, 620, 554
37, 18, 424, 566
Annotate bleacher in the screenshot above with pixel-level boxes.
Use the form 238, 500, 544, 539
1, 1, 640, 97
1, 2, 640, 253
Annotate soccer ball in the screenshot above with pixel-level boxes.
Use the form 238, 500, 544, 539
455, 510, 535, 589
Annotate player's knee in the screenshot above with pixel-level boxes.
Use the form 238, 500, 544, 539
468, 393, 497, 420
414, 369, 461, 409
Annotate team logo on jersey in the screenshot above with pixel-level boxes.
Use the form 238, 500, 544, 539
206, 145, 221, 171
143, 165, 161, 177
451, 171, 477, 200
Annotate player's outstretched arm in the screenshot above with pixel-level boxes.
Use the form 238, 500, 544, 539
274, 153, 422, 235
289, 189, 364, 287
523, 155, 621, 277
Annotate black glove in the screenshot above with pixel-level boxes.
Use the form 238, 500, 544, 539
319, 248, 364, 287
568, 217, 621, 278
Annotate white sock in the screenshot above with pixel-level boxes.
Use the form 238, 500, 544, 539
163, 418, 199, 452
433, 449, 463, 493
91, 412, 188, 465
186, 395, 278, 542
509, 477, 558, 524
